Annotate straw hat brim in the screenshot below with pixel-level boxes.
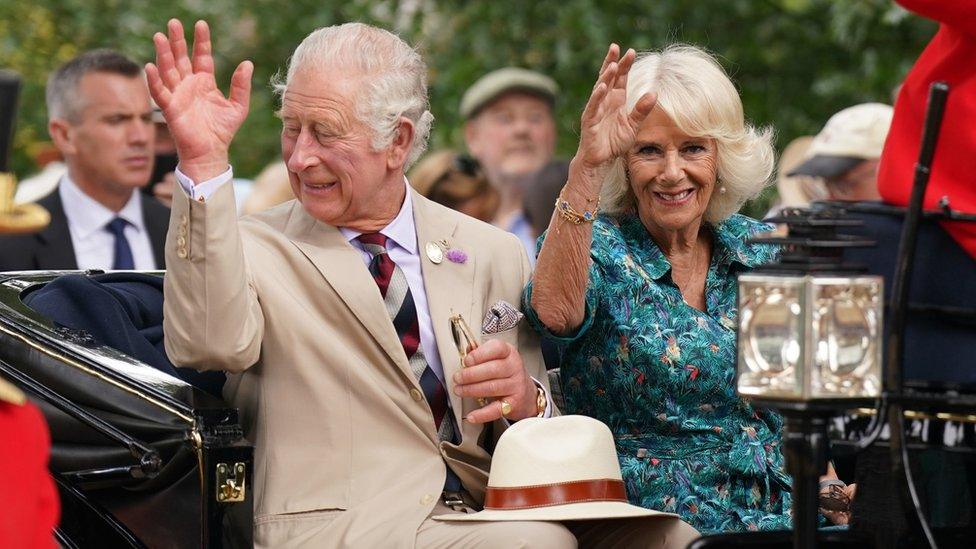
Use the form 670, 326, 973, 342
434, 500, 677, 522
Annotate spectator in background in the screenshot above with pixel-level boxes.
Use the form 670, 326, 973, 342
788, 103, 893, 202
0, 49, 169, 271
461, 67, 566, 261
408, 149, 498, 222
764, 135, 827, 219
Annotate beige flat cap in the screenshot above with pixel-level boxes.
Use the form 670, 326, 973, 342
460, 67, 558, 120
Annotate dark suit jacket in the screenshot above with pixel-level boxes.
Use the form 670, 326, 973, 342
0, 186, 169, 271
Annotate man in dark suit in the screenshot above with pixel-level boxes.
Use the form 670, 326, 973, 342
0, 50, 169, 271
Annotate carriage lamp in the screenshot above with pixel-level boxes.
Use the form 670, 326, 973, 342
737, 272, 883, 400
733, 206, 884, 549
736, 208, 882, 402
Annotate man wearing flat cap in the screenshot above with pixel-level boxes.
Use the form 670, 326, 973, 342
149, 18, 693, 548
788, 103, 893, 202
462, 67, 569, 261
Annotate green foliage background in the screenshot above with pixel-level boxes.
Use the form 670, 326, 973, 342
0, 0, 935, 217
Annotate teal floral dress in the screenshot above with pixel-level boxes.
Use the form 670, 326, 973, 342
523, 213, 792, 534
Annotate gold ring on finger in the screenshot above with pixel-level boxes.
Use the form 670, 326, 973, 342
500, 399, 513, 418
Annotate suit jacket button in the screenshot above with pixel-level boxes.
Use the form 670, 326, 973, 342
421, 494, 435, 505
177, 248, 188, 259
180, 214, 188, 225
177, 236, 186, 247
410, 388, 423, 402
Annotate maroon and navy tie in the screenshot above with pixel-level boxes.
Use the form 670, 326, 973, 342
357, 233, 455, 444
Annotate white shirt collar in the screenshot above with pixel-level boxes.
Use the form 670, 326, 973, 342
59, 174, 146, 240
339, 178, 417, 255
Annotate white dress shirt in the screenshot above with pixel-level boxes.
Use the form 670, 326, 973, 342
177, 167, 551, 416
59, 175, 157, 270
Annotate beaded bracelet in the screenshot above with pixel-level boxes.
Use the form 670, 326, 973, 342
554, 193, 599, 225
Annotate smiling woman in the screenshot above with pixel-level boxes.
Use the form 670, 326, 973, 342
525, 44, 846, 534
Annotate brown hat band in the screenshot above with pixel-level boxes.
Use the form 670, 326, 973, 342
484, 479, 627, 510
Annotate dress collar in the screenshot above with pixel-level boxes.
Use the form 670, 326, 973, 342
614, 212, 774, 280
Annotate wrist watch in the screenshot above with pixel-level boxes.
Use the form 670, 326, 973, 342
535, 385, 547, 417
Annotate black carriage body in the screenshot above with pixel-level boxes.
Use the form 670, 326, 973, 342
0, 271, 253, 548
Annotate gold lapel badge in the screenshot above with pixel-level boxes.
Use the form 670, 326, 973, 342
425, 241, 444, 264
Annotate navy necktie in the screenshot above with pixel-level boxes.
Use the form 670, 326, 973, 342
105, 217, 135, 270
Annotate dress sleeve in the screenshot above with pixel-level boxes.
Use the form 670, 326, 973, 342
522, 254, 603, 344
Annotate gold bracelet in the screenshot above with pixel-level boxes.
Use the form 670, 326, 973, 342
554, 192, 599, 225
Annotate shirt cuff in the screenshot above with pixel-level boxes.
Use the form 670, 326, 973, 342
175, 165, 234, 202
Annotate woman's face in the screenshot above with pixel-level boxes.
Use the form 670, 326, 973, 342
627, 107, 718, 237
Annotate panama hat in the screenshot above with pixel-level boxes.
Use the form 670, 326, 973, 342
436, 415, 677, 522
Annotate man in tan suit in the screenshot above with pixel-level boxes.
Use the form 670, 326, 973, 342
149, 19, 696, 548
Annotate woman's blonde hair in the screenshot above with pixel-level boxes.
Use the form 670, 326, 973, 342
599, 45, 775, 223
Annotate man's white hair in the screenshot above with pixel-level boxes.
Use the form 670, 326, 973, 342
600, 44, 775, 223
272, 22, 433, 169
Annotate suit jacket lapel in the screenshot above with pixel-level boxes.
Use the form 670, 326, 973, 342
412, 191, 476, 430
283, 202, 414, 382
34, 188, 77, 270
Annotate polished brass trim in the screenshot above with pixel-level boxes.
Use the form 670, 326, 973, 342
190, 428, 204, 449
853, 407, 976, 424
0, 321, 193, 422
216, 462, 246, 503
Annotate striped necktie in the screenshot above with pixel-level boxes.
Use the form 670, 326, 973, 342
357, 233, 456, 443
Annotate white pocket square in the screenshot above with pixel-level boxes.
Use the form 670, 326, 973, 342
482, 300, 524, 334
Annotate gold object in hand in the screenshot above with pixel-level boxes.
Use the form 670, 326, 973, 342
449, 313, 487, 407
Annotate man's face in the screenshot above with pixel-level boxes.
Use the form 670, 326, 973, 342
465, 92, 556, 183
279, 68, 405, 229
56, 72, 155, 192
824, 159, 881, 201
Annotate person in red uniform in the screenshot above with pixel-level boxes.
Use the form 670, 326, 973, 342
877, 0, 976, 259
0, 378, 58, 548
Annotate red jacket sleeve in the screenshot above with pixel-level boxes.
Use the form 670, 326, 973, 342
0, 402, 59, 549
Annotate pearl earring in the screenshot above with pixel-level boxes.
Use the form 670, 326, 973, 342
719, 185, 727, 194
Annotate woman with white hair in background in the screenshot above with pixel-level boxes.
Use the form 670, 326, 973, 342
525, 44, 848, 533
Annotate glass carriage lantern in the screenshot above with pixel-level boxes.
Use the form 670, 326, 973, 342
736, 208, 883, 402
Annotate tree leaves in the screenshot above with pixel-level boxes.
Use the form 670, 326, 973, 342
1, 0, 934, 219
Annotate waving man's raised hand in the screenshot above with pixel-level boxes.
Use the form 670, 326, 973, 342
146, 19, 253, 183
575, 45, 657, 181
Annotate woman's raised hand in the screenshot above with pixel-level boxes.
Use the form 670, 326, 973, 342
146, 19, 253, 184
574, 45, 656, 177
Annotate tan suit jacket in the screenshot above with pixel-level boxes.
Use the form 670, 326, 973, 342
163, 182, 547, 548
